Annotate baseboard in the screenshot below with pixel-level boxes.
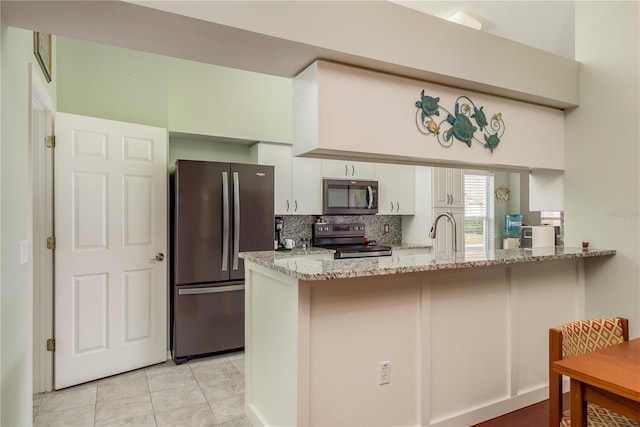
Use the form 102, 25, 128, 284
429, 386, 549, 426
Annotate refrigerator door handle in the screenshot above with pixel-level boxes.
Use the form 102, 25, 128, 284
178, 284, 245, 295
222, 171, 229, 271
232, 171, 240, 270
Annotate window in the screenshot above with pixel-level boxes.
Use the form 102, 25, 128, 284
541, 211, 562, 226
464, 172, 495, 250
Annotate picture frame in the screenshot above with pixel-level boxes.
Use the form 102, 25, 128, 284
33, 32, 52, 83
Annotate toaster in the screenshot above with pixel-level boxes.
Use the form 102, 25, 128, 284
519, 225, 556, 248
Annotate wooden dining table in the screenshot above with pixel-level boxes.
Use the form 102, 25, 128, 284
552, 337, 640, 427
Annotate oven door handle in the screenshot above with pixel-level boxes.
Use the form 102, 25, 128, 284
367, 185, 373, 209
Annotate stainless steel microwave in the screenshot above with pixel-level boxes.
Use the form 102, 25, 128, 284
322, 179, 378, 215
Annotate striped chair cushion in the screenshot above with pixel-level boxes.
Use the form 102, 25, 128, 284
561, 405, 640, 426
556, 318, 624, 359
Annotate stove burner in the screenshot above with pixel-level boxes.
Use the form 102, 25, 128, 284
312, 222, 392, 259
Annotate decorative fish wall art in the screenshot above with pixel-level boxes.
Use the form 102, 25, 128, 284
415, 90, 505, 153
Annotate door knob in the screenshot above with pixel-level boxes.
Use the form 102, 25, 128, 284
150, 252, 164, 261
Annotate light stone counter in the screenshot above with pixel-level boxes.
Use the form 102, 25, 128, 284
241, 246, 615, 427
240, 246, 615, 281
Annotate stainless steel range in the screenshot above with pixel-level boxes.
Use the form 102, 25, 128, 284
312, 223, 392, 259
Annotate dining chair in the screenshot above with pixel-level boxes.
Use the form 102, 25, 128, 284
549, 317, 640, 427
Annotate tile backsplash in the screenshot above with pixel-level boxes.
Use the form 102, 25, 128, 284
277, 215, 402, 247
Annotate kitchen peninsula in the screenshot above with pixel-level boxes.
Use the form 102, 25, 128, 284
240, 247, 615, 427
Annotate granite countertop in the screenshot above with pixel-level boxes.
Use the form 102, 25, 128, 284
240, 246, 616, 281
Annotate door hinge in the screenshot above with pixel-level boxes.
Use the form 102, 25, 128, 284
46, 338, 55, 352
46, 236, 56, 250
45, 135, 55, 148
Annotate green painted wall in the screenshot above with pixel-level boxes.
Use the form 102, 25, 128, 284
1, 24, 57, 425
56, 37, 292, 147
167, 58, 292, 143
168, 134, 254, 166
57, 37, 168, 127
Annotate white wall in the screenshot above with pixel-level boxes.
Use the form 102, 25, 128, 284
294, 61, 566, 172
0, 22, 56, 425
565, 1, 640, 335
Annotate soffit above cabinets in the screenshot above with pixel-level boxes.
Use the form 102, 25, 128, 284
3, 1, 579, 109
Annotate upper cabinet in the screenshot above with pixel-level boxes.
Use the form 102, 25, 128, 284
322, 160, 375, 180
251, 142, 322, 215
376, 164, 415, 215
433, 167, 464, 208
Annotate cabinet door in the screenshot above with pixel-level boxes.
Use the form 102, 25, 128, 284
253, 143, 292, 215
448, 168, 465, 207
432, 207, 465, 256
323, 160, 375, 179
291, 156, 322, 215
375, 163, 415, 215
433, 168, 464, 208
433, 168, 450, 207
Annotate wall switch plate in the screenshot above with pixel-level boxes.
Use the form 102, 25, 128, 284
383, 224, 390, 234
379, 361, 390, 385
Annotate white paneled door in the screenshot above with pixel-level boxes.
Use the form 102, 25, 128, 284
54, 113, 167, 389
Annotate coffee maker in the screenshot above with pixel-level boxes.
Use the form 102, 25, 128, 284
275, 216, 285, 249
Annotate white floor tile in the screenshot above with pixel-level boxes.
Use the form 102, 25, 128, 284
155, 402, 218, 427
33, 351, 249, 427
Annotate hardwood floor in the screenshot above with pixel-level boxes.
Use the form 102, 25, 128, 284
473, 394, 569, 427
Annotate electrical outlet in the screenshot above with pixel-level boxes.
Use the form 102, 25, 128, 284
383, 224, 390, 234
378, 361, 390, 385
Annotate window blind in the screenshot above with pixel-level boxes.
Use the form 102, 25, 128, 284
464, 172, 495, 249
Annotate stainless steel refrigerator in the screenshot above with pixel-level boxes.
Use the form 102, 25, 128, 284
170, 160, 274, 362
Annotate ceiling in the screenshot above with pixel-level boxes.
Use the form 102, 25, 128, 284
392, 1, 575, 59
2, 1, 578, 108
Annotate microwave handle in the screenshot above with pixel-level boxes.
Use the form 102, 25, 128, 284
367, 185, 373, 209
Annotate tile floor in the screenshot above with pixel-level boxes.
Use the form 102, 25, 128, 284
32, 352, 251, 427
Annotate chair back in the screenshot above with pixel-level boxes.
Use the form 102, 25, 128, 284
549, 317, 629, 427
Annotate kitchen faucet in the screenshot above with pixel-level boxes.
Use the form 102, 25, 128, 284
428, 212, 458, 253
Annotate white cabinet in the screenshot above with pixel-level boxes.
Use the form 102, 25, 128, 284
322, 160, 375, 179
290, 156, 322, 214
433, 167, 464, 207
432, 168, 465, 254
251, 142, 322, 215
431, 207, 465, 256
375, 163, 415, 215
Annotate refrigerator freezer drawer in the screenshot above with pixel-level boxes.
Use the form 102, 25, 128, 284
178, 284, 244, 295
172, 283, 245, 361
